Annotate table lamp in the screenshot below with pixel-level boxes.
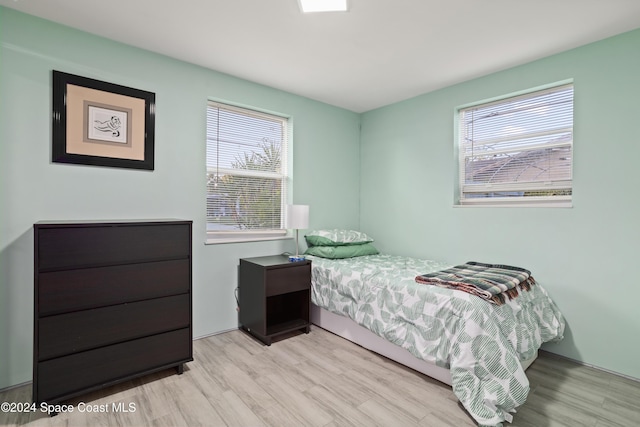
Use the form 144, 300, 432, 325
286, 204, 309, 262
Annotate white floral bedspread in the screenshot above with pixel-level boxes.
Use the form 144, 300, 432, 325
309, 254, 565, 427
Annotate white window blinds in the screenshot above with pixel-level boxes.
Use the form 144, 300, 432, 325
458, 83, 574, 206
206, 102, 289, 235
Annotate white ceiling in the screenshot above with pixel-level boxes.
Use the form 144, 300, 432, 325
3, 0, 640, 112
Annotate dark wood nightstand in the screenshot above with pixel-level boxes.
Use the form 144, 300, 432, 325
238, 255, 311, 345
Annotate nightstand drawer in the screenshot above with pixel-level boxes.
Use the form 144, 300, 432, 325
265, 264, 310, 296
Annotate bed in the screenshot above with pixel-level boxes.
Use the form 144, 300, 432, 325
303, 231, 565, 427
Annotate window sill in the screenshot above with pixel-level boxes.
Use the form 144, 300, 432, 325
205, 234, 293, 245
453, 202, 573, 208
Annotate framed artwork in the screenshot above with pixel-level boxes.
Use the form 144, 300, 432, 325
52, 70, 155, 170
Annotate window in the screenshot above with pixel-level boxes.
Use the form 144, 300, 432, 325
206, 101, 289, 241
457, 82, 573, 206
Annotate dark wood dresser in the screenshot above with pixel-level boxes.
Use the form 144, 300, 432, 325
33, 219, 193, 406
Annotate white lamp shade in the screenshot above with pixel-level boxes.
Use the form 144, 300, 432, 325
285, 204, 309, 229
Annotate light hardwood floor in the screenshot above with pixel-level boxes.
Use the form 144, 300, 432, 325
1, 326, 638, 427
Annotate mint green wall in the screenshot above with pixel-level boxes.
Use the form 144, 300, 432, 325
360, 29, 640, 379
0, 7, 361, 389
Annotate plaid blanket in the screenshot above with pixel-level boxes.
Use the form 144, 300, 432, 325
415, 261, 536, 305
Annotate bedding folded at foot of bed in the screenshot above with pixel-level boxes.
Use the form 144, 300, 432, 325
415, 261, 536, 305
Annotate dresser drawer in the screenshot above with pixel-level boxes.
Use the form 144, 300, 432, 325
38, 294, 190, 360
265, 263, 310, 296
38, 259, 190, 316
36, 223, 191, 270
36, 328, 192, 404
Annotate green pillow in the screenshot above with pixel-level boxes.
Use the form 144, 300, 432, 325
305, 229, 374, 246
304, 243, 379, 259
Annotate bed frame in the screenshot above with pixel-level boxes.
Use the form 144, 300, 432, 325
311, 304, 537, 386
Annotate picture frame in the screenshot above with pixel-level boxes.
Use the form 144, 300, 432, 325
52, 70, 155, 170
